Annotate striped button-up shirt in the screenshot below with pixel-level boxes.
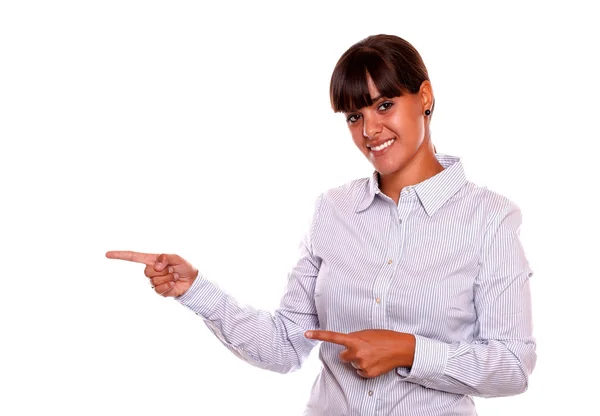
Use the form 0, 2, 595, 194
176, 154, 536, 415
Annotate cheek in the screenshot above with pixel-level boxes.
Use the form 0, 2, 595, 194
350, 129, 365, 150
391, 115, 423, 144
407, 120, 424, 142
387, 101, 423, 138
408, 105, 426, 142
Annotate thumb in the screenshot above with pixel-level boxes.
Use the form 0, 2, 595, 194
154, 253, 170, 272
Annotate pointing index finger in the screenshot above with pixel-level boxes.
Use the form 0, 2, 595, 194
105, 251, 158, 265
305, 330, 353, 346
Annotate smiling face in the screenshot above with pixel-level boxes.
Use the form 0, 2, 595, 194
344, 74, 433, 177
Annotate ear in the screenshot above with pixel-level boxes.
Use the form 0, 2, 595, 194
419, 80, 434, 114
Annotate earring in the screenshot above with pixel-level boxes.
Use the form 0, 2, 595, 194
425, 109, 431, 116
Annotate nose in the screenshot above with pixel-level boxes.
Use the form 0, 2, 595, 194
362, 113, 382, 139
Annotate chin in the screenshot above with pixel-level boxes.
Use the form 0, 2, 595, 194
372, 164, 403, 176
371, 157, 407, 176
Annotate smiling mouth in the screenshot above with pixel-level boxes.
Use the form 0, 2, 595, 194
367, 138, 396, 152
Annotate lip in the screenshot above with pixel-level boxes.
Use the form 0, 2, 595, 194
367, 138, 396, 157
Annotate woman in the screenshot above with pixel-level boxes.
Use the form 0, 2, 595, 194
107, 34, 536, 415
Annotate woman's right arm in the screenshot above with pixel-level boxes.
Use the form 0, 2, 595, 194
107, 194, 324, 374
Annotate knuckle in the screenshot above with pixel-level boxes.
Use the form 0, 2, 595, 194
148, 268, 168, 278
152, 274, 174, 286
159, 284, 174, 296
155, 282, 171, 293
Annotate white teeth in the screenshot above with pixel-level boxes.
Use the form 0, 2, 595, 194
370, 139, 395, 152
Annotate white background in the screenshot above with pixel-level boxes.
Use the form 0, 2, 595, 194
1, 1, 598, 415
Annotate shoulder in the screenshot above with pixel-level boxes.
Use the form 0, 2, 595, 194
458, 182, 525, 242
320, 176, 371, 211
459, 180, 522, 218
307, 177, 369, 228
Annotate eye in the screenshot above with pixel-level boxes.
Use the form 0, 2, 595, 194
377, 101, 393, 111
346, 113, 361, 124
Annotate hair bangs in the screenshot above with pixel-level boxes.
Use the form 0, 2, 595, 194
330, 49, 403, 113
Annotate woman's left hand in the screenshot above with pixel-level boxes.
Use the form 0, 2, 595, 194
305, 329, 416, 378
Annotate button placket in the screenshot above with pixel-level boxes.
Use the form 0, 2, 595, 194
371, 205, 398, 329
359, 380, 379, 415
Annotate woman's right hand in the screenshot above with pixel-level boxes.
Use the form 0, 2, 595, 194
105, 251, 199, 297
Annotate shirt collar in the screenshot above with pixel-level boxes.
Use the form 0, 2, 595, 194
355, 154, 467, 216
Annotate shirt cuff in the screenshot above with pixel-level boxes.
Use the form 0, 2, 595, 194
397, 335, 449, 383
174, 274, 226, 318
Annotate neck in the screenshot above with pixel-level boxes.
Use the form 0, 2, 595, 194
378, 140, 444, 204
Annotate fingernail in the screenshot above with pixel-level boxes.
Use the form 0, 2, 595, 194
305, 331, 313, 338
168, 267, 173, 273
174, 273, 179, 281
170, 281, 174, 287
155, 262, 163, 269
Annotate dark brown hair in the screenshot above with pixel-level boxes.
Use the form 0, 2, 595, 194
330, 34, 432, 114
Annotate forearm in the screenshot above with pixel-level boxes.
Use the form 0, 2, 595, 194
176, 275, 319, 374
398, 335, 536, 397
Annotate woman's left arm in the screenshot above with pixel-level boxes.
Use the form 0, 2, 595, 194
396, 200, 536, 397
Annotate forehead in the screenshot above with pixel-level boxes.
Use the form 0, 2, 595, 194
366, 75, 380, 99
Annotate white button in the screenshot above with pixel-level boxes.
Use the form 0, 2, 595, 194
368, 390, 374, 396
375, 297, 381, 304
387, 259, 393, 265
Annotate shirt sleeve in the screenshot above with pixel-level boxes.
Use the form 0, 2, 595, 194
173, 194, 324, 374
396, 200, 537, 397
